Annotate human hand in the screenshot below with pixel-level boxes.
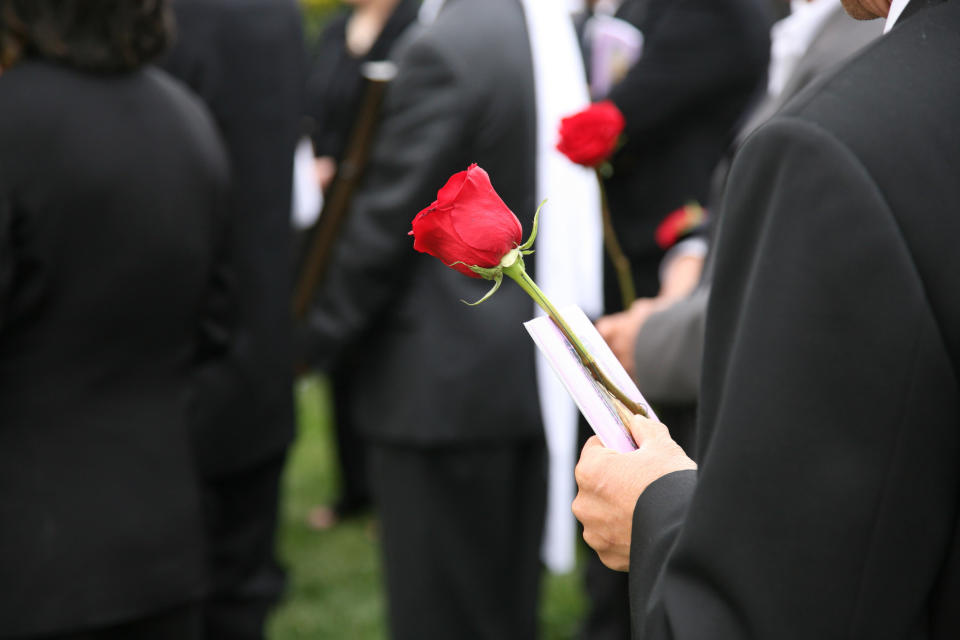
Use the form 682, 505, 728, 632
572, 411, 696, 571
658, 252, 704, 300
314, 155, 337, 193
596, 298, 670, 377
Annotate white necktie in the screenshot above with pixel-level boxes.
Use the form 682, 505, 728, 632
520, 0, 604, 574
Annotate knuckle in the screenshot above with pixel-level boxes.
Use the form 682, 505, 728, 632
582, 528, 603, 551
571, 494, 584, 519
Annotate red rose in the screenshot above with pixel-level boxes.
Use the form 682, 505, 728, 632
409, 164, 523, 278
655, 202, 706, 250
556, 100, 626, 167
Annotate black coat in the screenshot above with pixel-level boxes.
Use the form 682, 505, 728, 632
602, 0, 771, 303
628, 1, 960, 637
162, 0, 304, 477
304, 0, 420, 161
0, 61, 229, 636
300, 0, 543, 445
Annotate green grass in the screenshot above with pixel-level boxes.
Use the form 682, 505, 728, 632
267, 376, 588, 639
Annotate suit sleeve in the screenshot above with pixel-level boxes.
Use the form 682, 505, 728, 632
299, 34, 467, 370
628, 118, 959, 638
633, 285, 708, 406
609, 0, 768, 140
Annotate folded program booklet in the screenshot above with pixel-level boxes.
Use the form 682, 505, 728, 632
525, 305, 656, 453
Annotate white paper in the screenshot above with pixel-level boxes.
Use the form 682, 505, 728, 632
525, 305, 656, 453
291, 136, 322, 230
586, 14, 644, 100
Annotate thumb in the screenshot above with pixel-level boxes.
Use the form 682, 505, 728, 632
625, 413, 671, 448
613, 399, 668, 448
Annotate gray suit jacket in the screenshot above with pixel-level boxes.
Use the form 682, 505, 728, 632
632, 4, 881, 407
300, 0, 544, 444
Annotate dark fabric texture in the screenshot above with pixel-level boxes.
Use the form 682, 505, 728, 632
0, 62, 229, 636
326, 372, 371, 516
304, 0, 420, 158
582, 1, 769, 633
300, 0, 420, 523
200, 454, 288, 640
299, 0, 548, 635
601, 0, 771, 307
299, 1, 548, 634
13, 605, 203, 640
299, 0, 543, 445
632, 4, 882, 409
369, 439, 547, 640
161, 0, 303, 478
582, 549, 632, 640
160, 4, 304, 639
628, 1, 960, 637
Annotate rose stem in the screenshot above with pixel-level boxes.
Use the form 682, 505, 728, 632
503, 262, 648, 419
595, 168, 636, 310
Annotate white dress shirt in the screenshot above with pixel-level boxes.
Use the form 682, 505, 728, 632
768, 0, 841, 97
886, 0, 911, 32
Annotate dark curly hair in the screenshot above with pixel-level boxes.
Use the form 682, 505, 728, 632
0, 0, 172, 72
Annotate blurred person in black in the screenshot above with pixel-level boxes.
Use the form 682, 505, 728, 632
584, 0, 771, 309
573, 1, 772, 638
573, 1, 960, 637
597, 0, 883, 434
297, 0, 549, 636
161, 1, 304, 638
301, 0, 420, 531
0, 1, 229, 638
305, 0, 419, 193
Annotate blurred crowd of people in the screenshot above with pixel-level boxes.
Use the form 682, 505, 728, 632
1, 0, 957, 639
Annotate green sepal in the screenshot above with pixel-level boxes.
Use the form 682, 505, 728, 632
461, 271, 503, 306
448, 261, 500, 281
518, 200, 546, 251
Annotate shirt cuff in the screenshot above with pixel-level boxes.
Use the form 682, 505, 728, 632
659, 237, 709, 284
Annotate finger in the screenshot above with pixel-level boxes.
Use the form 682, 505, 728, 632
571, 492, 585, 521
574, 436, 605, 486
581, 527, 607, 554
598, 551, 629, 573
581, 434, 604, 453
611, 400, 668, 445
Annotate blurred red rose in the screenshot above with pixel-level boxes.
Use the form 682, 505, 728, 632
655, 202, 706, 250
409, 164, 523, 278
556, 100, 626, 167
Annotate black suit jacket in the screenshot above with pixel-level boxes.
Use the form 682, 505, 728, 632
300, 0, 543, 444
304, 0, 419, 161
632, 5, 883, 409
0, 61, 228, 636
162, 0, 304, 476
628, 1, 960, 637
602, 0, 771, 303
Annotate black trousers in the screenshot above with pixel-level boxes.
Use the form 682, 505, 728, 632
329, 370, 371, 516
24, 604, 201, 640
201, 453, 288, 640
369, 438, 547, 640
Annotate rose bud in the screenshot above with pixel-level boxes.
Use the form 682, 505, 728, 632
556, 100, 626, 168
655, 202, 706, 250
408, 165, 649, 419
409, 163, 523, 278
